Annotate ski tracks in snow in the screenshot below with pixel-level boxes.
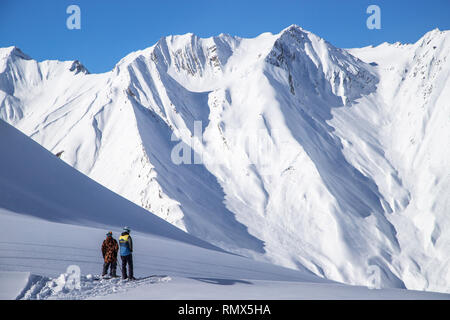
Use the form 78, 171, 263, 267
17, 273, 171, 300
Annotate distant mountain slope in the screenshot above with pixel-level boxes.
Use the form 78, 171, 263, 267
0, 119, 218, 251
1, 25, 449, 293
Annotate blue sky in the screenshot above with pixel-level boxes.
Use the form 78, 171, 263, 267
1, 0, 449, 73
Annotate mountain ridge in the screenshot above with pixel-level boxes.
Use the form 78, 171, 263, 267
1, 25, 449, 293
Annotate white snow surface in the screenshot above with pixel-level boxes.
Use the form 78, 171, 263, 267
1, 25, 450, 293
1, 209, 445, 300
2, 120, 447, 299
0, 272, 31, 299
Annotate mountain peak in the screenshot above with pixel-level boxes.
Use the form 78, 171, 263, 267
69, 60, 89, 75
0, 46, 31, 61
418, 27, 449, 43
266, 24, 377, 103
282, 24, 307, 32
423, 27, 443, 37
275, 24, 332, 52
279, 24, 311, 38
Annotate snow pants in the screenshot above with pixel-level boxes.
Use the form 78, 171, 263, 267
102, 261, 117, 277
121, 254, 133, 279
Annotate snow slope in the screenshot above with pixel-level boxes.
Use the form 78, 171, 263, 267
0, 119, 320, 297
0, 119, 219, 251
3, 119, 446, 299
2, 210, 447, 300
0, 272, 31, 299
1, 26, 450, 293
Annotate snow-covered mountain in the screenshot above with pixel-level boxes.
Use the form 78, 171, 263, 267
0, 119, 322, 299
1, 118, 448, 300
1, 25, 449, 293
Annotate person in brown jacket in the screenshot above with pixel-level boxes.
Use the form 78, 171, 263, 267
101, 231, 119, 277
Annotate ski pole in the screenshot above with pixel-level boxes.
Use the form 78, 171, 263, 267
116, 254, 122, 270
